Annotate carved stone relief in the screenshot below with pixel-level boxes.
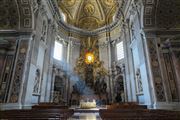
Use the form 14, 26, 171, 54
135, 68, 143, 94
111, 63, 125, 102
147, 38, 166, 102
33, 69, 41, 94
160, 39, 179, 101
163, 53, 179, 101
40, 20, 48, 42
9, 40, 28, 103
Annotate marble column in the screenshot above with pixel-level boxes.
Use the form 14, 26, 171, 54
5, 34, 33, 109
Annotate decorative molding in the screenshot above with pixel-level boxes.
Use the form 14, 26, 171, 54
17, 0, 32, 29
9, 40, 29, 103
0, 0, 19, 29
144, 0, 180, 29
147, 38, 166, 102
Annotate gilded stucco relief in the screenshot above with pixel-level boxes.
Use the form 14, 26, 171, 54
58, 0, 118, 30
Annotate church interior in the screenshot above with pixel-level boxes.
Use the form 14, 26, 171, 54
0, 0, 180, 119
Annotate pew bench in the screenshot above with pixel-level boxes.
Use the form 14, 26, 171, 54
32, 104, 68, 109
99, 109, 180, 120
107, 103, 147, 109
0, 109, 74, 120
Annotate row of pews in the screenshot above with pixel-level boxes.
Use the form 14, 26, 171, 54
99, 102, 180, 120
0, 103, 74, 120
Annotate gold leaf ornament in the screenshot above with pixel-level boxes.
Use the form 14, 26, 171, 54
63, 0, 76, 7
84, 3, 95, 15
104, 0, 115, 6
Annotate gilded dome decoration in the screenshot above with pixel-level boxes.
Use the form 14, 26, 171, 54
104, 0, 115, 7
62, 0, 76, 7
84, 3, 95, 15
79, 17, 99, 30
58, 0, 118, 31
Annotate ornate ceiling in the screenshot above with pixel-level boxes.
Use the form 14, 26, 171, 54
144, 0, 180, 29
58, 0, 119, 31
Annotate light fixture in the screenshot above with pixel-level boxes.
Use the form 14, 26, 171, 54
85, 52, 95, 64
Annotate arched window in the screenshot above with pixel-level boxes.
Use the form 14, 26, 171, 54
61, 13, 66, 22
53, 41, 63, 61
116, 41, 124, 60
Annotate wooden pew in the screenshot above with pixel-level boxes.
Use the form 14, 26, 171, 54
32, 103, 68, 109
99, 109, 180, 120
107, 102, 147, 109
148, 109, 180, 120
0, 108, 74, 120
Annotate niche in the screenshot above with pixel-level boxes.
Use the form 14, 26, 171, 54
53, 75, 65, 104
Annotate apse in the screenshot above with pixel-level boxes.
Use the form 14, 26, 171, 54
0, 0, 180, 112
57, 0, 118, 31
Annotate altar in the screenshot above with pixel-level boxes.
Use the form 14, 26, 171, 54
70, 95, 107, 111
70, 105, 107, 113
69, 105, 106, 120
80, 99, 96, 109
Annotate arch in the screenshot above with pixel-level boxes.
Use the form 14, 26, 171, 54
156, 0, 180, 29
143, 0, 158, 28
16, 0, 33, 29
143, 0, 180, 29
0, 0, 33, 30
0, 0, 20, 29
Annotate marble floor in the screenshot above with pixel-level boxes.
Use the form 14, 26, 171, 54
69, 112, 101, 120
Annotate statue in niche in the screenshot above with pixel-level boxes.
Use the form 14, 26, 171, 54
115, 91, 122, 103
111, 61, 117, 75
72, 85, 79, 95
53, 91, 60, 103
99, 77, 108, 104
136, 68, 143, 93
70, 84, 81, 105
53, 73, 67, 104
113, 65, 125, 102
114, 75, 124, 93
94, 75, 101, 94
33, 69, 40, 94
131, 24, 136, 40
100, 77, 107, 93
116, 65, 122, 74
41, 20, 47, 42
